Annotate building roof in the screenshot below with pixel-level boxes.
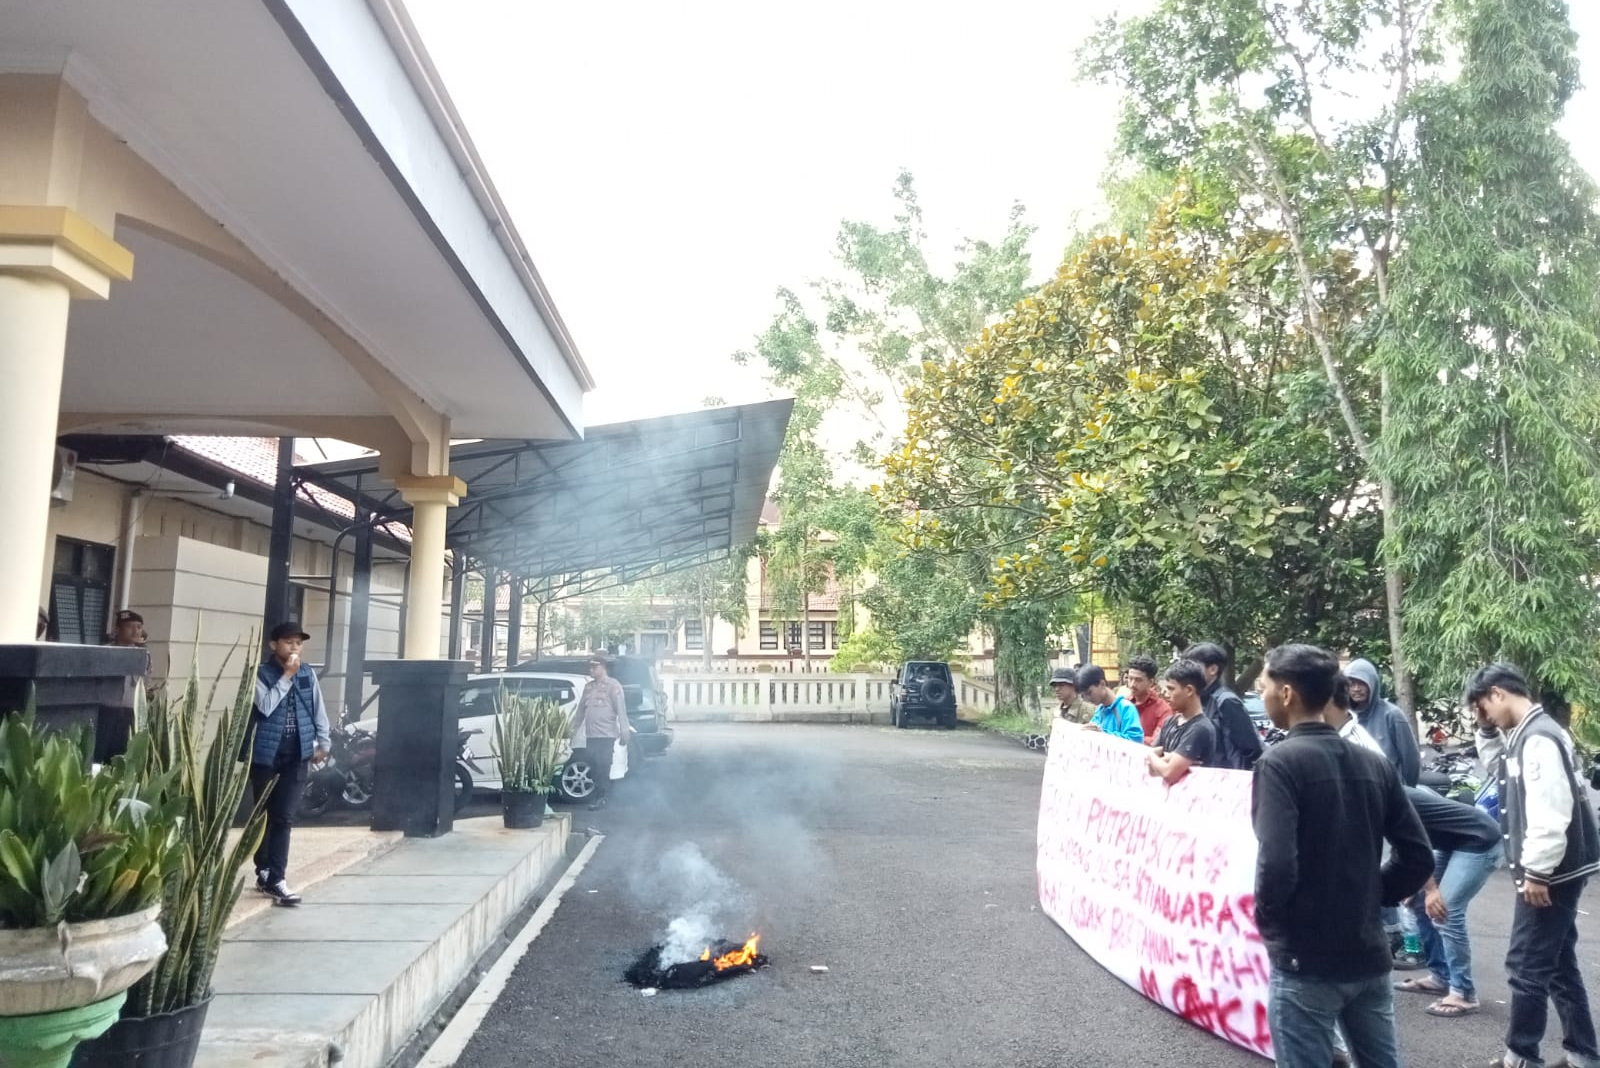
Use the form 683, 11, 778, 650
303, 400, 793, 592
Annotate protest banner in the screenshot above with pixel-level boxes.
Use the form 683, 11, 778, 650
1037, 720, 1273, 1060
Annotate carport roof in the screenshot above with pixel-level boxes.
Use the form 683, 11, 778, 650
301, 400, 792, 591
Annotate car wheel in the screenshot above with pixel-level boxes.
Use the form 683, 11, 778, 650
453, 764, 474, 813
893, 703, 909, 729
558, 759, 597, 803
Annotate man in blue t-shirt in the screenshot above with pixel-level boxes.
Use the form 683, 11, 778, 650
1076, 664, 1143, 743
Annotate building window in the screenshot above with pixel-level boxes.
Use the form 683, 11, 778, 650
684, 619, 704, 651
784, 622, 802, 650
808, 621, 826, 651
831, 623, 842, 650
50, 538, 115, 645
759, 621, 779, 651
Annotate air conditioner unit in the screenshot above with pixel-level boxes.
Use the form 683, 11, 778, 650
50, 447, 77, 505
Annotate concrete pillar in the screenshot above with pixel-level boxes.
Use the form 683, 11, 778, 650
396, 475, 465, 659
0, 207, 132, 643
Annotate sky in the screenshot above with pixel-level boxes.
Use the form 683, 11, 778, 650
406, 0, 1600, 430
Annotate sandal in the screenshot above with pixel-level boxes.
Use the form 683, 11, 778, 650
1427, 998, 1481, 1017
1395, 975, 1448, 994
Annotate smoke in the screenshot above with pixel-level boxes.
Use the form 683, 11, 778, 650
652, 843, 749, 964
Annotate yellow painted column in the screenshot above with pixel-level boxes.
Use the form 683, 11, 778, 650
396, 475, 466, 659
0, 207, 132, 642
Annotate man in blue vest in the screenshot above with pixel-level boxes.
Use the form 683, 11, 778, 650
248, 622, 331, 906
1469, 663, 1599, 1068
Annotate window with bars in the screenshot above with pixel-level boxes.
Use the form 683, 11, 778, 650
808, 621, 826, 651
684, 619, 704, 651
49, 538, 115, 646
784, 622, 802, 650
759, 621, 779, 651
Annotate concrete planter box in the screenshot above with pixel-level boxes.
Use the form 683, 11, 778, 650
0, 906, 166, 1018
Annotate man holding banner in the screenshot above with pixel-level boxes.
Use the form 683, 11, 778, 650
1075, 664, 1144, 743
1251, 644, 1433, 1068
1145, 658, 1217, 785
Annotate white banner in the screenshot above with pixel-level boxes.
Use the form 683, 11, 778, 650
1037, 720, 1274, 1060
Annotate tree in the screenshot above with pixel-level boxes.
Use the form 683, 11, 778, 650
1373, 0, 1600, 707
1090, 0, 1446, 709
738, 171, 1050, 691
657, 553, 756, 668
882, 190, 1385, 678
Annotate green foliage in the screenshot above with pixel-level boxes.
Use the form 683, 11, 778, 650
1374, 0, 1600, 707
884, 191, 1384, 673
0, 715, 180, 928
829, 628, 903, 673
494, 690, 569, 793
127, 649, 270, 1015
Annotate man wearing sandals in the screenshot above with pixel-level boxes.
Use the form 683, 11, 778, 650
1391, 785, 1502, 1020
1469, 663, 1599, 1068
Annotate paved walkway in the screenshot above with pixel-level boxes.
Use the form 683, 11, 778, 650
449, 723, 1599, 1068
201, 813, 574, 1068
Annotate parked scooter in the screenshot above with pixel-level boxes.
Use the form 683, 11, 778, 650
300, 724, 378, 818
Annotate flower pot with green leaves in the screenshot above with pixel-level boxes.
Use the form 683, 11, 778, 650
495, 691, 568, 829
0, 715, 180, 1068
70, 652, 270, 1068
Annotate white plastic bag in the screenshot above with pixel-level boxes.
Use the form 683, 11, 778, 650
611, 736, 629, 780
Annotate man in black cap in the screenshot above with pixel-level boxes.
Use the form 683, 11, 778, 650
246, 622, 331, 906
97, 609, 154, 763
1049, 666, 1094, 724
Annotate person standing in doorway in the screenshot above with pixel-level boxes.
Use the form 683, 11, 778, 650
247, 622, 330, 907
1469, 663, 1599, 1068
1049, 667, 1094, 724
1182, 642, 1264, 770
1145, 658, 1216, 784
1126, 654, 1174, 745
1252, 644, 1432, 1068
575, 654, 631, 811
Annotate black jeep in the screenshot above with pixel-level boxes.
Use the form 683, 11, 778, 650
891, 661, 958, 729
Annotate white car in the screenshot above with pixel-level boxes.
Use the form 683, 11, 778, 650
354, 671, 626, 805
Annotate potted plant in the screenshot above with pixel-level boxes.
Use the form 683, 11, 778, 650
0, 715, 178, 1068
71, 654, 269, 1068
495, 691, 568, 829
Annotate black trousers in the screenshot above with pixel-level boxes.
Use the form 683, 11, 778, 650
1505, 876, 1597, 1065
249, 745, 305, 884
582, 738, 615, 800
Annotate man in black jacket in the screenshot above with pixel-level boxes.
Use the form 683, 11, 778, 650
1183, 642, 1264, 770
1252, 644, 1433, 1068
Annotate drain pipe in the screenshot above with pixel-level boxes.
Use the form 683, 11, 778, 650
115, 490, 143, 611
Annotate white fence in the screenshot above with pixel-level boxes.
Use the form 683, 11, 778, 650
668, 671, 997, 721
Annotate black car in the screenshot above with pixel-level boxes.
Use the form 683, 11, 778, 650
512, 656, 673, 754
891, 661, 958, 729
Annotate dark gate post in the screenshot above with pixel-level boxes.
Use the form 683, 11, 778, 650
480, 570, 498, 673
342, 513, 373, 726
505, 576, 524, 666
262, 437, 296, 636
448, 557, 466, 661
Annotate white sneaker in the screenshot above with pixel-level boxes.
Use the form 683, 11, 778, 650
262, 880, 302, 907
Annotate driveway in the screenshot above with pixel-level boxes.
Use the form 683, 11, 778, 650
451, 723, 1594, 1068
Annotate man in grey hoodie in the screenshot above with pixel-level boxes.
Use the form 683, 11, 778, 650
1344, 659, 1421, 787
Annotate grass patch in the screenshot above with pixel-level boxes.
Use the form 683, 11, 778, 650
974, 710, 1047, 736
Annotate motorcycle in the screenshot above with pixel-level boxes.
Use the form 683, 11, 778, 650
300, 724, 378, 818
1419, 747, 1480, 805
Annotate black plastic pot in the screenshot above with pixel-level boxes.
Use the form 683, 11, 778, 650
502, 790, 545, 829
70, 997, 211, 1068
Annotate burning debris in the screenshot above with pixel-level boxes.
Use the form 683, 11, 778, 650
624, 934, 769, 990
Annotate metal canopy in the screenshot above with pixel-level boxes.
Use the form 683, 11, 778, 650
301, 400, 792, 591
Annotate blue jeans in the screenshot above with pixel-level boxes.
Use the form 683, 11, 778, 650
1269, 970, 1402, 1068
1408, 844, 1501, 1001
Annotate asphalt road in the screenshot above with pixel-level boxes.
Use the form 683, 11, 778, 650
451, 724, 1597, 1068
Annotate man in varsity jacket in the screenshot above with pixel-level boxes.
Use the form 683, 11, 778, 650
1469, 663, 1600, 1068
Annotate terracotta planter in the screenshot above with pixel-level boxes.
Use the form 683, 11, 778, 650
0, 906, 166, 1018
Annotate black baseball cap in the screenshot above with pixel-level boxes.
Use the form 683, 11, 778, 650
115, 610, 143, 626
1048, 667, 1078, 686
269, 622, 311, 642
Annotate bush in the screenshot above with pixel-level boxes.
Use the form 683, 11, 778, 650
830, 628, 902, 673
